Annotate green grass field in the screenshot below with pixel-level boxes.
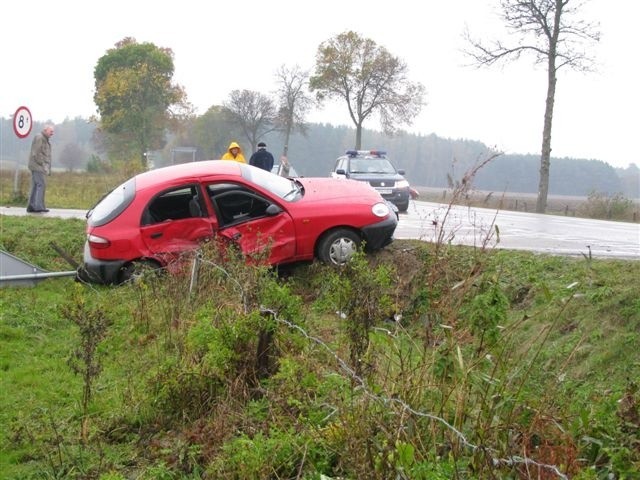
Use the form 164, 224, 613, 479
1, 212, 638, 479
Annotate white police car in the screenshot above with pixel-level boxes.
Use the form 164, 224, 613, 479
330, 150, 412, 212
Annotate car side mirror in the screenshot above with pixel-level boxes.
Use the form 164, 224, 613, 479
266, 204, 283, 216
397, 169, 405, 175
336, 169, 346, 176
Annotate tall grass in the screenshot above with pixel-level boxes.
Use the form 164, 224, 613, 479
1, 169, 125, 209
1, 212, 638, 478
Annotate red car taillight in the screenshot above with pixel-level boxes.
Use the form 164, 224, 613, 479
88, 234, 111, 249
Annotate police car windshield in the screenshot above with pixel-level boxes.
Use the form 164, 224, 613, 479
350, 158, 396, 174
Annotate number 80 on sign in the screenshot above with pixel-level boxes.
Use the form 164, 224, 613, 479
13, 106, 33, 139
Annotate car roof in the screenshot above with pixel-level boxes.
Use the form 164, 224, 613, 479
135, 160, 243, 190
340, 149, 387, 158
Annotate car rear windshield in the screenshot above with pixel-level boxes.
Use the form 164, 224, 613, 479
88, 177, 136, 227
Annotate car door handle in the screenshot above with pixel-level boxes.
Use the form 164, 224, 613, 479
151, 232, 162, 239
231, 232, 241, 241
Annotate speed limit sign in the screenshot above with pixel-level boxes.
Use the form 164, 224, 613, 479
13, 106, 33, 138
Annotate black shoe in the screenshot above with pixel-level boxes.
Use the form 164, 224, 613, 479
41, 209, 50, 213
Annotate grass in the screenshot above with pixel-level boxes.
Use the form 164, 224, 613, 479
1, 170, 125, 210
1, 214, 639, 478
0, 214, 86, 271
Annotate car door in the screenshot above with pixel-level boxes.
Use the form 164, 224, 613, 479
331, 157, 348, 179
140, 184, 216, 263
207, 183, 297, 264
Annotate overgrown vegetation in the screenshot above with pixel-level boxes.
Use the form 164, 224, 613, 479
1, 211, 638, 479
1, 169, 125, 210
578, 190, 636, 221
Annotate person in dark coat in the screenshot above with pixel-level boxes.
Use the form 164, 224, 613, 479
27, 124, 54, 213
249, 142, 274, 171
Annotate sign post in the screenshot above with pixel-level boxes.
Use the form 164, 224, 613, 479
12, 106, 33, 198
13, 106, 33, 139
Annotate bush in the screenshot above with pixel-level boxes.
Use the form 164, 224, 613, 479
579, 191, 635, 220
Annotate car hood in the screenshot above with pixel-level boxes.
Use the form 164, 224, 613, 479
298, 177, 382, 204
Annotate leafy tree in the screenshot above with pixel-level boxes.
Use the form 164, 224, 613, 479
223, 89, 278, 154
274, 64, 313, 157
93, 37, 188, 169
309, 30, 426, 149
464, 0, 600, 213
191, 105, 243, 159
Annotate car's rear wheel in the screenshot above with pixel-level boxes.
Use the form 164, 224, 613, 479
118, 259, 162, 284
317, 229, 361, 265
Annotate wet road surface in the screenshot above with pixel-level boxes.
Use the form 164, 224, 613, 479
395, 201, 640, 259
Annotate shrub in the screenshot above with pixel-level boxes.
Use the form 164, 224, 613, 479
579, 191, 634, 220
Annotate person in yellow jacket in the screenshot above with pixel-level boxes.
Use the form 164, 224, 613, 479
221, 141, 246, 163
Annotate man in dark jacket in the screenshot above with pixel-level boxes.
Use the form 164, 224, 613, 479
27, 124, 54, 213
249, 142, 274, 171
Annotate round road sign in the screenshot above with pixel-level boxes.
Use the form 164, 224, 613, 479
13, 106, 33, 138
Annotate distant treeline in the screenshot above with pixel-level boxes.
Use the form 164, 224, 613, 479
1, 116, 638, 198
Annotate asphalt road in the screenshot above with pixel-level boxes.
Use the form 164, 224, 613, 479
2, 201, 639, 260
395, 200, 640, 260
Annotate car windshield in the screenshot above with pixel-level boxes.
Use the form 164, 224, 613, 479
88, 177, 136, 227
350, 158, 396, 174
241, 163, 302, 201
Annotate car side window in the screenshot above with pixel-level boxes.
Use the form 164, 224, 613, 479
142, 185, 203, 225
207, 183, 270, 227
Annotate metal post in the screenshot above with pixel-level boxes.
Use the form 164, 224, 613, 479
189, 252, 201, 295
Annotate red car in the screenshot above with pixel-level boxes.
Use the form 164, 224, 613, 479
79, 161, 398, 284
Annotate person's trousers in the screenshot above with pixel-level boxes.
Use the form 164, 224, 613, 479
28, 170, 47, 211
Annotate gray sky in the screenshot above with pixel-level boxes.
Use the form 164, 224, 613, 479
1, 0, 638, 168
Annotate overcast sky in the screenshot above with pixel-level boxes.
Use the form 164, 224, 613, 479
1, 0, 638, 168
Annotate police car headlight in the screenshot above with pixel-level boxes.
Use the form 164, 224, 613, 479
396, 180, 410, 189
372, 202, 390, 217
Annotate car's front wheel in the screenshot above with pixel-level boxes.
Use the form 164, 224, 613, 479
118, 259, 162, 284
317, 229, 361, 266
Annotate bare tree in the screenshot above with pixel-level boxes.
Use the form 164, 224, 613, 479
465, 0, 600, 213
191, 105, 240, 158
223, 89, 278, 153
310, 31, 426, 150
60, 143, 85, 172
274, 64, 313, 157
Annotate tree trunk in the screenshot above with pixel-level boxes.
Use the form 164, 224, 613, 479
536, 0, 562, 214
536, 75, 556, 213
355, 123, 363, 150
283, 124, 292, 156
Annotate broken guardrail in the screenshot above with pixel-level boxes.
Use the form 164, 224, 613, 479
0, 250, 77, 287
